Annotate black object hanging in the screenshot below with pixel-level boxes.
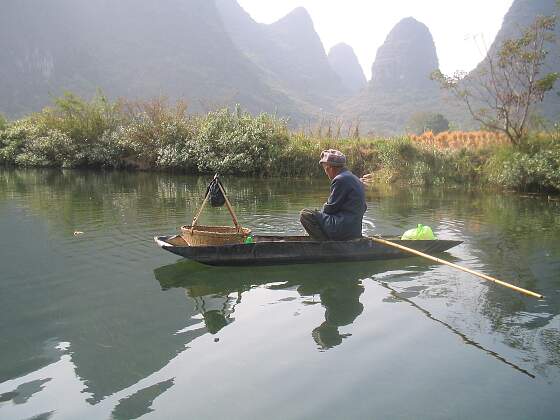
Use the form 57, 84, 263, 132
206, 176, 226, 207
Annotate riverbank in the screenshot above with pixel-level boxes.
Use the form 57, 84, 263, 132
1, 94, 559, 193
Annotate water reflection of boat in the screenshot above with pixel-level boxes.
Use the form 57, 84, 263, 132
153, 259, 425, 349
153, 259, 538, 373
154, 235, 462, 266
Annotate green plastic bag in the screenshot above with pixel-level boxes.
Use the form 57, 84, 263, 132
401, 224, 436, 240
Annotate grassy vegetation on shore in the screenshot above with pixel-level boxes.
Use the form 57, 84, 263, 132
1, 93, 559, 193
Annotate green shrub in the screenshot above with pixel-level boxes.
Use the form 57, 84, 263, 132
485, 145, 560, 192
114, 98, 195, 170
409, 112, 450, 135
38, 91, 122, 143
194, 107, 289, 175
85, 130, 124, 168
0, 119, 44, 164
410, 161, 432, 185
274, 134, 323, 176
116, 116, 196, 170
444, 148, 484, 184
19, 92, 125, 167
14, 129, 81, 167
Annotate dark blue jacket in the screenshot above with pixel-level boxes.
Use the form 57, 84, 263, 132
316, 169, 367, 240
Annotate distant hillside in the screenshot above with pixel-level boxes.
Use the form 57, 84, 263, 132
0, 0, 96, 117
370, 17, 439, 92
473, 0, 560, 121
215, 0, 349, 116
328, 43, 367, 94
491, 0, 557, 40
343, 1, 560, 134
2, 0, 559, 132
341, 18, 460, 135
0, 0, 303, 120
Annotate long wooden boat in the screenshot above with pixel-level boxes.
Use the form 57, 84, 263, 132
154, 234, 462, 266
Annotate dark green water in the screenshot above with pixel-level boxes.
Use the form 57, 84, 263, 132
0, 168, 559, 420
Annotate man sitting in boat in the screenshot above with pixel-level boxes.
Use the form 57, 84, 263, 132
300, 149, 367, 241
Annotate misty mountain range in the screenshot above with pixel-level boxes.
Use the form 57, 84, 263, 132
1, 0, 559, 134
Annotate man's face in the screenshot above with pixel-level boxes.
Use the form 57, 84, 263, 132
322, 163, 335, 180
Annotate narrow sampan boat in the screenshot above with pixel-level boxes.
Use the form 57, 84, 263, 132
154, 234, 462, 266
154, 176, 545, 299
159, 176, 463, 266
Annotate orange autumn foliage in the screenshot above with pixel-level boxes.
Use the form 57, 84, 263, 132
409, 131, 508, 150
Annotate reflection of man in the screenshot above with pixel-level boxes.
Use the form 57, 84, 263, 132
294, 279, 365, 350
312, 281, 364, 349
300, 149, 367, 241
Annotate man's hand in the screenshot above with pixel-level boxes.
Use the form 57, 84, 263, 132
360, 173, 374, 185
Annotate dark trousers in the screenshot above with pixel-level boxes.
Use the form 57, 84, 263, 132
300, 209, 329, 241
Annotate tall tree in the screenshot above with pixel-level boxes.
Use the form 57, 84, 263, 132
432, 15, 559, 145
408, 112, 449, 134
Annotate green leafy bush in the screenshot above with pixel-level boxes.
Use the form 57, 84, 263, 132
485, 145, 560, 192
7, 92, 125, 167
194, 107, 289, 175
408, 112, 450, 135
14, 129, 83, 167
0, 119, 44, 164
38, 92, 122, 144
273, 133, 323, 177
114, 98, 195, 170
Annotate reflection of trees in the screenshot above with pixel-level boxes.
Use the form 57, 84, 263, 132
0, 168, 329, 235
0, 344, 177, 419
0, 172, 180, 403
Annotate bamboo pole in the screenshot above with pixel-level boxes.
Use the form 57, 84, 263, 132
371, 237, 544, 299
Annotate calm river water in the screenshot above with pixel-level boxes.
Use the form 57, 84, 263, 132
1, 168, 559, 420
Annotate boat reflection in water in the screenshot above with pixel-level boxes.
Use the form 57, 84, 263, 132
154, 256, 537, 377
153, 258, 427, 350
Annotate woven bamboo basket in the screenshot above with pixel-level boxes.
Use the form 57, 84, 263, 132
184, 175, 251, 246
181, 225, 252, 246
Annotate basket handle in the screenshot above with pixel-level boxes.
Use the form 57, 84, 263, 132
191, 192, 210, 232
190, 175, 242, 233
216, 179, 242, 233
190, 175, 217, 232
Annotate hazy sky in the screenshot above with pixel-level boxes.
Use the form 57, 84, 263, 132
237, 0, 515, 79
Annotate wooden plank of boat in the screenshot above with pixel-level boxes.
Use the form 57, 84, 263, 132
154, 234, 462, 266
